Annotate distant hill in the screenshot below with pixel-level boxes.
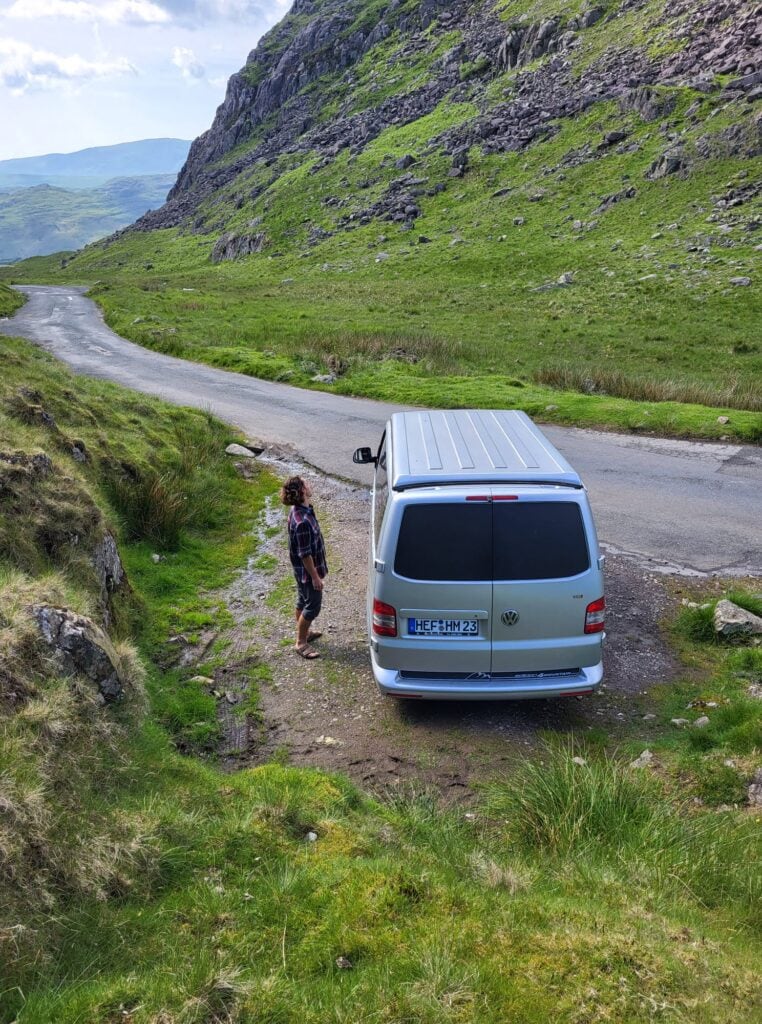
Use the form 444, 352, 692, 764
0, 139, 191, 189
0, 175, 177, 261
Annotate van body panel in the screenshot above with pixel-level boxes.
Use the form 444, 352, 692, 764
365, 410, 605, 700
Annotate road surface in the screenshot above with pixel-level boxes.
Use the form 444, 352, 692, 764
2, 285, 760, 576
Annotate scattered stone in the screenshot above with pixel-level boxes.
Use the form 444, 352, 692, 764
418, 235, 431, 243
491, 186, 511, 198
311, 373, 337, 384
545, 404, 558, 411
717, 415, 730, 424
693, 716, 710, 728
306, 831, 318, 842
713, 599, 762, 639
630, 749, 654, 768
572, 755, 587, 766
395, 154, 416, 170
316, 735, 343, 747
748, 768, 762, 807
335, 955, 353, 970
225, 691, 240, 705
748, 683, 762, 700
557, 271, 574, 286
729, 276, 751, 286
191, 675, 215, 685
642, 713, 656, 720
513, 217, 525, 226
225, 443, 258, 458
671, 718, 690, 727
646, 151, 688, 180
151, 553, 165, 564
375, 252, 390, 262
599, 130, 628, 148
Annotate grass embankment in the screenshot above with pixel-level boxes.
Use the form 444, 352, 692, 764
1, 332, 761, 1021
4, 82, 761, 440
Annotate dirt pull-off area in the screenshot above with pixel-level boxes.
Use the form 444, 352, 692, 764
211, 459, 680, 799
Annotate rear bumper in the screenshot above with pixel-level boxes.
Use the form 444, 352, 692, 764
371, 649, 603, 700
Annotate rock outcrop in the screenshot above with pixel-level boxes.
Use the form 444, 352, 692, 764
33, 605, 127, 701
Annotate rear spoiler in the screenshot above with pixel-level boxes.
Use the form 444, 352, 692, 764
393, 479, 584, 492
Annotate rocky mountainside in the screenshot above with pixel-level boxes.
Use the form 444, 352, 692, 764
137, 0, 761, 254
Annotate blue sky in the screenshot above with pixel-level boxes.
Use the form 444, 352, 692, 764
0, 0, 289, 159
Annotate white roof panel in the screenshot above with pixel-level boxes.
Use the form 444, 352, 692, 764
389, 410, 582, 490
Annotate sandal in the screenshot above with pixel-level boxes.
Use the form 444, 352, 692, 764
296, 644, 320, 660
307, 630, 323, 642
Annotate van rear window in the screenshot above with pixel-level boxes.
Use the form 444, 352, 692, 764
394, 501, 589, 581
493, 501, 589, 580
394, 504, 491, 581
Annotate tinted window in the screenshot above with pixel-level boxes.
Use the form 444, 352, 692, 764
394, 503, 491, 581
493, 502, 589, 580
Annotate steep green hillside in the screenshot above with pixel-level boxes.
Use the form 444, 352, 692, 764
4, 0, 761, 435
1, 333, 761, 1022
0, 176, 178, 262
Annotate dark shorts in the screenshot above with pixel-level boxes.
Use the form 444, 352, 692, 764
295, 576, 323, 621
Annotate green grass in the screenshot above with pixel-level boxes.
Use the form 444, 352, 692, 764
2, 334, 761, 1022
0, 281, 23, 316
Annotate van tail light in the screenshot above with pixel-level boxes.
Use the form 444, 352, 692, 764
373, 598, 397, 637
584, 597, 606, 634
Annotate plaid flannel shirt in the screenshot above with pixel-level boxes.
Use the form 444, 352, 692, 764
288, 504, 327, 584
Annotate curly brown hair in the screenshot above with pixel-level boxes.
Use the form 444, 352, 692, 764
280, 475, 307, 506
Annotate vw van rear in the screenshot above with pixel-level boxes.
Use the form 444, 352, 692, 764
353, 410, 605, 699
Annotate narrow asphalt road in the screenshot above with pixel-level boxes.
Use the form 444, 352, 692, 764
2, 285, 760, 576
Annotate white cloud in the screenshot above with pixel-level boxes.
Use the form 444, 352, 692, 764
154, 0, 290, 27
172, 45, 204, 80
4, 0, 171, 24
0, 37, 135, 92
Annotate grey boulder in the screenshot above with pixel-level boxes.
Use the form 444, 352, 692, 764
33, 605, 126, 701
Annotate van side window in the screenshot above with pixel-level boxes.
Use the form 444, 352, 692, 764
493, 502, 589, 580
373, 434, 388, 546
394, 504, 491, 580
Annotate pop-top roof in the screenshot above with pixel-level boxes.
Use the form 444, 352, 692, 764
389, 410, 582, 490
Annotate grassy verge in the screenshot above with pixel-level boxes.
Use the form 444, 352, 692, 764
621, 588, 762, 807
0, 281, 23, 317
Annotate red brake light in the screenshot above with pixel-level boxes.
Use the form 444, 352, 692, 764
493, 495, 519, 501
466, 495, 490, 501
584, 597, 606, 634
372, 598, 397, 637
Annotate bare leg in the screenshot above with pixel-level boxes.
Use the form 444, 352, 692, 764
296, 614, 310, 648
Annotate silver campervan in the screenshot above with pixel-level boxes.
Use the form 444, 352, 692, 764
353, 410, 605, 700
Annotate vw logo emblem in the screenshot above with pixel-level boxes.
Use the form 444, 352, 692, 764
501, 609, 520, 627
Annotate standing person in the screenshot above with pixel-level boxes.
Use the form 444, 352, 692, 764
281, 475, 327, 660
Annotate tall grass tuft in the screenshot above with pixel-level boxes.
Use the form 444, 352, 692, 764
105, 420, 231, 549
488, 741, 662, 855
487, 741, 761, 922
534, 365, 762, 412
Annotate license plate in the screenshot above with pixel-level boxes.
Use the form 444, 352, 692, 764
408, 618, 478, 637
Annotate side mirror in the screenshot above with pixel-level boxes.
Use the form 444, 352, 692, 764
353, 446, 377, 465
